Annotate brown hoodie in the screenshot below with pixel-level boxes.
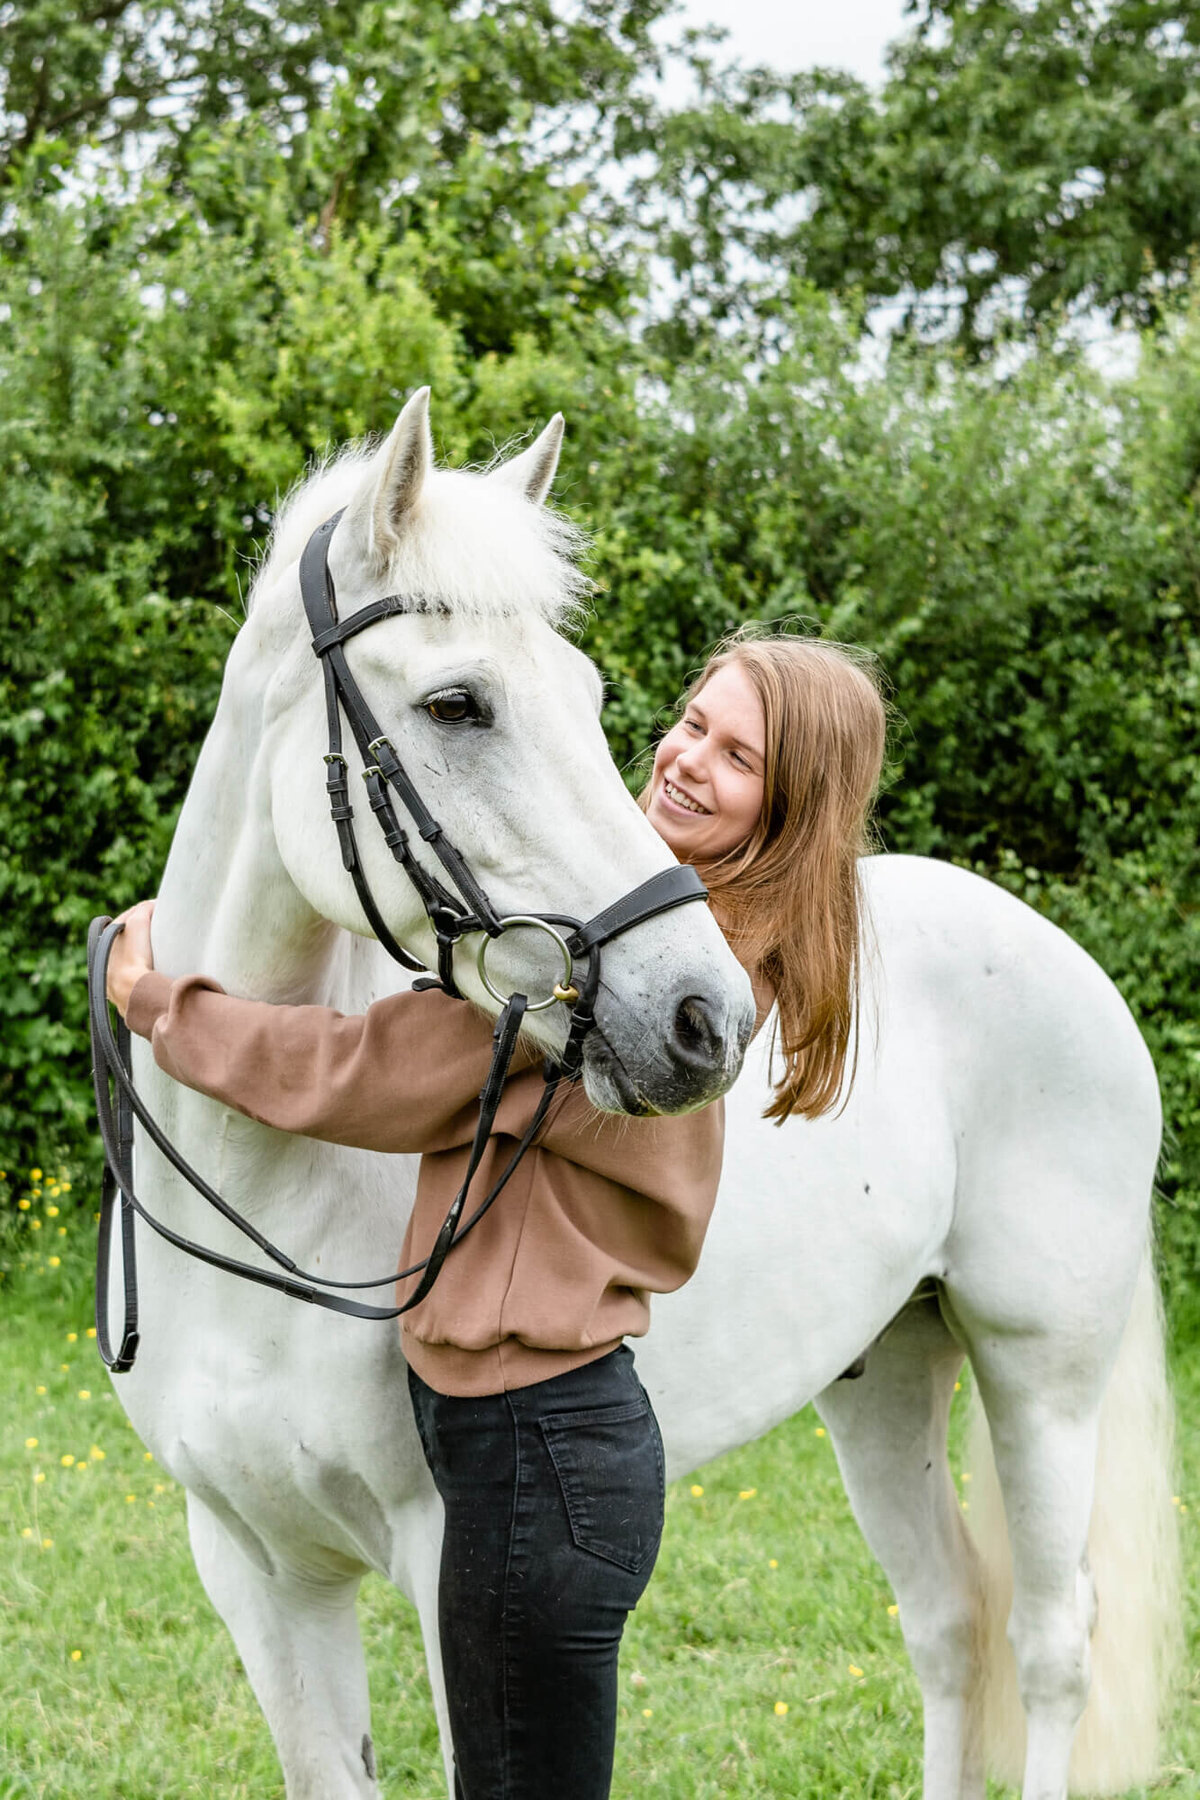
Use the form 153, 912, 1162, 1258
127, 972, 724, 1396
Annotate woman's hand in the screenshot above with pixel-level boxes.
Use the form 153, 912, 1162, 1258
106, 899, 157, 1019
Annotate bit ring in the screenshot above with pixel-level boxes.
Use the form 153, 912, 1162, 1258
477, 916, 578, 1013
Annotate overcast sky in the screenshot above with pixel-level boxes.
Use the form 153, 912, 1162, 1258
674, 0, 913, 84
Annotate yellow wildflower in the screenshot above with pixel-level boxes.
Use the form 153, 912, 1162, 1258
768, 1558, 779, 1569
690, 1484, 703, 1497
91, 1446, 106, 1462
125, 1495, 136, 1504
30, 1218, 41, 1230
34, 1385, 45, 1395
887, 1603, 899, 1617
78, 1390, 91, 1401
641, 1708, 652, 1718
42, 1537, 53, 1549
774, 1701, 788, 1716
70, 1650, 82, 1662
18, 1199, 30, 1211
66, 1332, 77, 1343
848, 1664, 864, 1679
85, 1328, 95, 1338
46, 1205, 59, 1217
738, 1488, 757, 1500
48, 1257, 60, 1268
30, 1168, 42, 1181
60, 1454, 75, 1467
21, 1527, 33, 1540
25, 1437, 38, 1449
814, 1426, 826, 1438
34, 1473, 45, 1485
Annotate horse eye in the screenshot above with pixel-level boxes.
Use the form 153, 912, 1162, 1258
425, 690, 479, 725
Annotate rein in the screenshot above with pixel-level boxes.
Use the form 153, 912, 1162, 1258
87, 512, 709, 1372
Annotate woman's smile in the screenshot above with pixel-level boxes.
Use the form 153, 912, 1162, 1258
661, 777, 710, 815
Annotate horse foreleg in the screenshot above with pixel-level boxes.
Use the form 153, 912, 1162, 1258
815, 1296, 985, 1800
187, 1492, 379, 1799
391, 1490, 456, 1800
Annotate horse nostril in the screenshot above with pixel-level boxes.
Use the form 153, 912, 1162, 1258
673, 995, 720, 1069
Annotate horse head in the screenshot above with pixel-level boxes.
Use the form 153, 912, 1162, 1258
242, 388, 755, 1113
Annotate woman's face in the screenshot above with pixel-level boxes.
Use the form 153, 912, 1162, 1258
645, 661, 767, 864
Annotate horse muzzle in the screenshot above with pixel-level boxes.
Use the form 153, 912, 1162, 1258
581, 982, 755, 1116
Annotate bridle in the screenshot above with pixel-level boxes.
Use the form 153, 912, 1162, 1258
87, 511, 709, 1372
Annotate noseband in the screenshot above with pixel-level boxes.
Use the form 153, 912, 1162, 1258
87, 512, 709, 1372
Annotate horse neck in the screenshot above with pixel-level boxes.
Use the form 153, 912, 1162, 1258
153, 636, 356, 1007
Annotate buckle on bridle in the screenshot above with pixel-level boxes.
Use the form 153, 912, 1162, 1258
366, 733, 400, 775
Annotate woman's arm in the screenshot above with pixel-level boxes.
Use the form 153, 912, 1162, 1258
108, 902, 532, 1155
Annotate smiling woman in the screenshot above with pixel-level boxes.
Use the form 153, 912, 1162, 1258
645, 629, 887, 1121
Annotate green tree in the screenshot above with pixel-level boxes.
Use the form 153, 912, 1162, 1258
629, 1, 1200, 350
1, 0, 668, 353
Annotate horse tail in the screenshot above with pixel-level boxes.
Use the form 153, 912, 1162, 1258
966, 1242, 1181, 1794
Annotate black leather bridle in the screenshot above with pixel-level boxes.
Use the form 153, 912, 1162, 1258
87, 512, 710, 1372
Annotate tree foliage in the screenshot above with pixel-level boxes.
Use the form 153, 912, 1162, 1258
629, 0, 1200, 348
1, 0, 665, 351
0, 1, 1196, 1309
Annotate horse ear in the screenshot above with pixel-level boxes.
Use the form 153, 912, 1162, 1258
489, 413, 565, 506
343, 386, 433, 566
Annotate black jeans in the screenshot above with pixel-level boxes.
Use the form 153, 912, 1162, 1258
407, 1345, 665, 1800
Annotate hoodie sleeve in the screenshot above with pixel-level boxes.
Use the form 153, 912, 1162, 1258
126, 970, 538, 1154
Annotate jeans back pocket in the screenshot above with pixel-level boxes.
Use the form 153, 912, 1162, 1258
541, 1397, 665, 1574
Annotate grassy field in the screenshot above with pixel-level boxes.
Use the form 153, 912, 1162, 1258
2, 1249, 1198, 1799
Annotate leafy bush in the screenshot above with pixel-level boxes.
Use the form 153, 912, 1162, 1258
1, 161, 1195, 1315
577, 300, 1198, 1299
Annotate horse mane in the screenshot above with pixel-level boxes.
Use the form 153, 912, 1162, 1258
248, 438, 591, 626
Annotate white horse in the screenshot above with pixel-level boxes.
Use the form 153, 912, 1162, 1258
113, 391, 1178, 1800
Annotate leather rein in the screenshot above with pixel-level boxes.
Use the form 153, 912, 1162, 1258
87, 511, 709, 1373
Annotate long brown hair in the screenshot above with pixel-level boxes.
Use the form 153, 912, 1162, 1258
650, 629, 887, 1122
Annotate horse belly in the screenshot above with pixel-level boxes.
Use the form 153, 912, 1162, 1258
641, 999, 957, 1478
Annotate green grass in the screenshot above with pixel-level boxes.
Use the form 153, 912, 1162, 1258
2, 1252, 1198, 1799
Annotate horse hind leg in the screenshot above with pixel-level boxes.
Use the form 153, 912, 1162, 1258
961, 1262, 1178, 1800
951, 1216, 1174, 1799
815, 1295, 985, 1800
186, 1492, 379, 1799
956, 1325, 1106, 1800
